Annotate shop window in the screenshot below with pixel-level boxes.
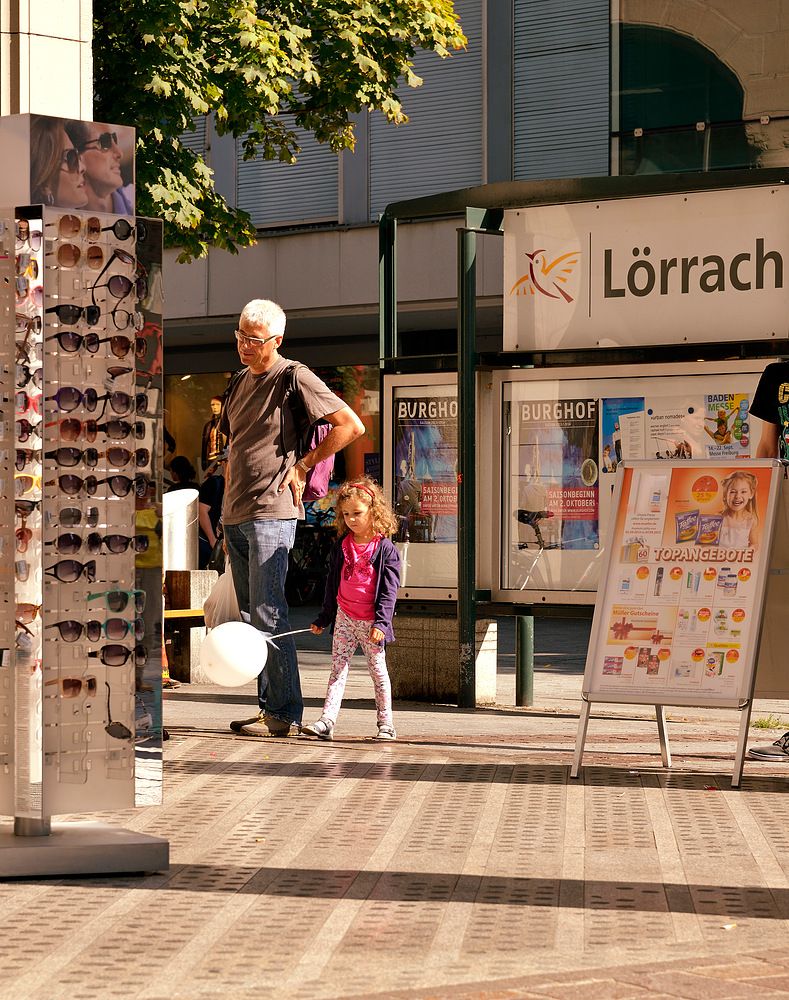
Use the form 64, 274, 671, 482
617, 24, 754, 174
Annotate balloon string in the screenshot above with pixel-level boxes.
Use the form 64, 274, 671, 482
264, 628, 313, 645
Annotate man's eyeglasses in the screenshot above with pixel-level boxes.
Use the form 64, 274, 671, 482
78, 131, 118, 152
234, 330, 278, 348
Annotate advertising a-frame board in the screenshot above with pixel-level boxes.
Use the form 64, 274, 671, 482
571, 459, 785, 787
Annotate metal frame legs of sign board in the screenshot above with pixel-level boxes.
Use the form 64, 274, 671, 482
570, 459, 785, 789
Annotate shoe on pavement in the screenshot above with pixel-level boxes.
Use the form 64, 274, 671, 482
748, 730, 789, 760
376, 724, 396, 741
301, 718, 334, 741
230, 711, 297, 737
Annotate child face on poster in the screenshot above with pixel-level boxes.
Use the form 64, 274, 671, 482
722, 471, 757, 520
719, 469, 760, 550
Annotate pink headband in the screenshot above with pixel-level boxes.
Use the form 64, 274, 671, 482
348, 483, 375, 500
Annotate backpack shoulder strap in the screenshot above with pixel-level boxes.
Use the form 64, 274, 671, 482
218, 367, 249, 438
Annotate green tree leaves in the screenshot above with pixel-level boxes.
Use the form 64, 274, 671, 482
93, 0, 465, 261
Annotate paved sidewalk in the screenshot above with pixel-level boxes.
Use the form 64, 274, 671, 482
1, 610, 788, 1000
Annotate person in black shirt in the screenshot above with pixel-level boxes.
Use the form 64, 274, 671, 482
748, 361, 789, 761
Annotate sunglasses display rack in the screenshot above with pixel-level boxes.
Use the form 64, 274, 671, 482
1, 207, 165, 831
0, 211, 17, 819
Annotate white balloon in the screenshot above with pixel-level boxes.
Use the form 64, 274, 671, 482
199, 621, 268, 686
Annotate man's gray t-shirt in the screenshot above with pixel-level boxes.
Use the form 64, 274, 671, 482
221, 357, 345, 524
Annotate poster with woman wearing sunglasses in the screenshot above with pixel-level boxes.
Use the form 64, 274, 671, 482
27, 116, 134, 213
29, 115, 88, 209
64, 120, 135, 215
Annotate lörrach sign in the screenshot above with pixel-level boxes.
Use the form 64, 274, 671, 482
503, 185, 789, 352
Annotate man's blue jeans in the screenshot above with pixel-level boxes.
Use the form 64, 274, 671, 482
224, 518, 301, 725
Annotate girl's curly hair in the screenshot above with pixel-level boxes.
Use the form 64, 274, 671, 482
334, 476, 398, 539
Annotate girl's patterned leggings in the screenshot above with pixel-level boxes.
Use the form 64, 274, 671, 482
321, 606, 393, 727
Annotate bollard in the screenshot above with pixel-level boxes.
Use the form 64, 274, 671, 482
516, 614, 534, 707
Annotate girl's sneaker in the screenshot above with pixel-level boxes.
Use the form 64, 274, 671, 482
376, 724, 396, 741
301, 718, 334, 741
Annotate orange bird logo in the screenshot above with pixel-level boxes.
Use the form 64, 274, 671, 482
510, 249, 581, 302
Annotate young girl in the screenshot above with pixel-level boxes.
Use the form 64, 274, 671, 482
302, 477, 401, 741
718, 469, 760, 550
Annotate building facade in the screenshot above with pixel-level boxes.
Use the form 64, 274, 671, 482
162, 0, 789, 469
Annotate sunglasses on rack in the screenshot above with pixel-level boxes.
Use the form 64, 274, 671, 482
91, 272, 147, 302
15, 391, 41, 416
89, 643, 147, 667
15, 499, 41, 519
15, 448, 39, 471
46, 387, 98, 412
16, 602, 43, 624
57, 506, 99, 528
46, 473, 97, 496
95, 391, 148, 417
47, 532, 149, 556
16, 364, 43, 390
110, 307, 145, 332
46, 243, 104, 270
95, 334, 147, 359
15, 391, 42, 416
53, 215, 137, 242
87, 589, 145, 614
15, 525, 32, 552
44, 558, 96, 583
15, 473, 42, 495
16, 313, 42, 335
16, 222, 42, 251
95, 473, 150, 497
15, 282, 43, 308
16, 336, 44, 365
47, 617, 145, 643
45, 446, 99, 468
16, 419, 41, 443
45, 675, 97, 698
16, 254, 39, 279
45, 304, 101, 327
46, 418, 144, 442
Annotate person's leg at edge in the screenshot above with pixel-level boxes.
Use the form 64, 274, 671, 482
319, 607, 360, 725
244, 517, 301, 725
224, 522, 266, 713
359, 626, 393, 728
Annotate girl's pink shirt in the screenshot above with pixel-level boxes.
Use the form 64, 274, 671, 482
337, 534, 380, 622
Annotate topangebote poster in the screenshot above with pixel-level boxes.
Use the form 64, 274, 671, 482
582, 460, 781, 707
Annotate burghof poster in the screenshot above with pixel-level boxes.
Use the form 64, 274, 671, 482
586, 461, 776, 705
393, 385, 457, 588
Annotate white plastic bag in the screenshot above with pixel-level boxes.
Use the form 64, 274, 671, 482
203, 559, 241, 628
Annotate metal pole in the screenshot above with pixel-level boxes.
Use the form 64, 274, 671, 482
515, 615, 534, 707
457, 224, 477, 709
378, 216, 397, 366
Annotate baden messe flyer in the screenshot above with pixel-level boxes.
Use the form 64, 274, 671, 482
595, 464, 771, 699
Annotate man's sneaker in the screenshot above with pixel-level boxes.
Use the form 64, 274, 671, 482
376, 724, 396, 741
301, 718, 334, 741
230, 712, 298, 737
748, 730, 789, 760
